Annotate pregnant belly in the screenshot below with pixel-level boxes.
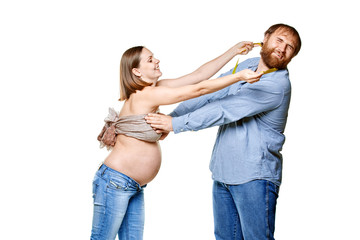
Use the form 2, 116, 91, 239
103, 137, 162, 186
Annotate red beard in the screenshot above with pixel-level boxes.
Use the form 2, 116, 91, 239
260, 45, 291, 69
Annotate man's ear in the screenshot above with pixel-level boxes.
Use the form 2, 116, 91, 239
132, 68, 141, 77
263, 33, 270, 45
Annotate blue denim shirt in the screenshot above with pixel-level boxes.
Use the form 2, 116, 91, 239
170, 57, 291, 186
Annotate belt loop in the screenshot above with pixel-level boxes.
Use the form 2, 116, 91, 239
100, 165, 107, 176
98, 163, 103, 170
221, 182, 230, 190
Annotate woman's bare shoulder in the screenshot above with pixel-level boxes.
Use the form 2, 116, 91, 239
126, 86, 161, 112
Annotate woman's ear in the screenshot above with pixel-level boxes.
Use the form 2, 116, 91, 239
132, 68, 141, 77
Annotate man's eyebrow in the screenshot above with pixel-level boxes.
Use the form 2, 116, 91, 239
279, 36, 295, 50
287, 42, 295, 50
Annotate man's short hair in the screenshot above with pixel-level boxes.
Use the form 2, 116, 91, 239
265, 23, 301, 56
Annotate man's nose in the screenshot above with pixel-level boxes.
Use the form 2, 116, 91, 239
278, 43, 286, 52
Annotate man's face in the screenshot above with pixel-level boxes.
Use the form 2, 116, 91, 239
260, 28, 297, 69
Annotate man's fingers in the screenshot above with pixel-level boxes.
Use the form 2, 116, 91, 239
146, 113, 160, 119
145, 113, 173, 132
150, 123, 163, 129
147, 119, 163, 125
145, 115, 160, 124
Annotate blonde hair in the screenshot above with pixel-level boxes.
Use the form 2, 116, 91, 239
119, 46, 152, 101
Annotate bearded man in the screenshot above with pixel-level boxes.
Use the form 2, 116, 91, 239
146, 24, 301, 240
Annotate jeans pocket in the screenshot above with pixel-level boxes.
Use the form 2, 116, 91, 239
108, 177, 128, 191
92, 177, 106, 206
92, 178, 99, 200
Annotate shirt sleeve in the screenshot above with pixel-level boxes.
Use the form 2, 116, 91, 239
170, 85, 230, 117
172, 74, 285, 133
170, 68, 235, 118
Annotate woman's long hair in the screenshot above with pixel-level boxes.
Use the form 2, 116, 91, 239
119, 46, 152, 101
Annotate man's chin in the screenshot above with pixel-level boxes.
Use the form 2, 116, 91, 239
261, 50, 290, 69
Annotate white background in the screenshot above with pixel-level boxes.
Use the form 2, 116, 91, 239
1, 0, 359, 239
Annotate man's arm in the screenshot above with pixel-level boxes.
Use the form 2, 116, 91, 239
169, 81, 230, 118
146, 72, 286, 133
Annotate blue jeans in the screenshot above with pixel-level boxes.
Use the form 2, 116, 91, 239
90, 164, 146, 240
213, 180, 279, 240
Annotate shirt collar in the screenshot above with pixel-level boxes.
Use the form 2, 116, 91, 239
246, 57, 260, 71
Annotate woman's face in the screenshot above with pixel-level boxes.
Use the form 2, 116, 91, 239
135, 48, 162, 84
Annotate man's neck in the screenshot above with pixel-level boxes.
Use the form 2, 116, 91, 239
256, 58, 269, 74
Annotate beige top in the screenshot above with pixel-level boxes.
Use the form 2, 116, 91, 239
97, 108, 161, 149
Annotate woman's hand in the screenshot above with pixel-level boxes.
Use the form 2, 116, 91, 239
234, 41, 255, 55
235, 69, 263, 84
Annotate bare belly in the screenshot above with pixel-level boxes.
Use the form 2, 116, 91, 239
103, 134, 161, 186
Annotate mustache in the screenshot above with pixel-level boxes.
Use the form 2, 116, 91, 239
260, 46, 290, 69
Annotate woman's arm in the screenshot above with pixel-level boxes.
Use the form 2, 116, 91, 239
156, 42, 255, 88
145, 69, 262, 107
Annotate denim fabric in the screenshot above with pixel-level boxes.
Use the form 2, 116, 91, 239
213, 180, 279, 240
90, 164, 146, 240
171, 57, 291, 186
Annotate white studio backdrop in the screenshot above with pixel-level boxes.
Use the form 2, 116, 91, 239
0, 0, 359, 239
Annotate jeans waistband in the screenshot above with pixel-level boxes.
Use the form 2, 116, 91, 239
97, 164, 145, 190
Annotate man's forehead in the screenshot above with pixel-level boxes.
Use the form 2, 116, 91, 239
273, 28, 292, 37
272, 28, 297, 43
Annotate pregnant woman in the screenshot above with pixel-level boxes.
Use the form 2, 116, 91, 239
91, 42, 261, 240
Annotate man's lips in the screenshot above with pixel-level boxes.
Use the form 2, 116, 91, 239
273, 51, 284, 60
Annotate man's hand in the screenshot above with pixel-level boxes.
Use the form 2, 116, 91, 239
145, 113, 173, 133
159, 131, 170, 140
